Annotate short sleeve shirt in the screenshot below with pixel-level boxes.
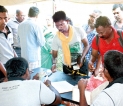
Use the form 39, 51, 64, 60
0, 80, 55, 106
51, 26, 87, 64
91, 83, 123, 106
91, 27, 123, 61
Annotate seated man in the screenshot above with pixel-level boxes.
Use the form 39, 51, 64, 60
0, 57, 61, 106
78, 50, 123, 106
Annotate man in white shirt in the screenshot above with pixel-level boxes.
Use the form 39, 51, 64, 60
7, 9, 25, 57
0, 57, 61, 106
78, 50, 123, 106
0, 5, 17, 64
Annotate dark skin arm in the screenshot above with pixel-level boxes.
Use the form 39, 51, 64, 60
44, 80, 62, 105
0, 62, 7, 77
88, 48, 102, 76
78, 78, 88, 106
79, 38, 89, 67
51, 50, 58, 72
13, 49, 18, 57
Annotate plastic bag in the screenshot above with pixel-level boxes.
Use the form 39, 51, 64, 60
41, 31, 55, 69
86, 75, 107, 91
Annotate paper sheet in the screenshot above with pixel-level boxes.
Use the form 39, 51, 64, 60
51, 81, 74, 93
72, 81, 109, 105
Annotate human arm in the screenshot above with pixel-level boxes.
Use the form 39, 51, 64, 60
51, 50, 58, 72
78, 78, 88, 106
13, 49, 18, 57
0, 62, 7, 77
88, 49, 102, 76
36, 25, 45, 47
44, 80, 62, 105
78, 38, 89, 67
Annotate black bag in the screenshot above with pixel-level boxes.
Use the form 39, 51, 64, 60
63, 58, 88, 76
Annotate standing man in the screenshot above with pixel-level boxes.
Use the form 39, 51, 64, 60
51, 11, 89, 75
18, 6, 45, 78
7, 9, 25, 57
0, 5, 17, 64
88, 16, 123, 76
112, 4, 123, 29
83, 10, 101, 62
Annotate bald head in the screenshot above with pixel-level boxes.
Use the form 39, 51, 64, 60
16, 9, 25, 23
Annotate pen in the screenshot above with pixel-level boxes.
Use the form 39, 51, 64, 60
45, 75, 48, 82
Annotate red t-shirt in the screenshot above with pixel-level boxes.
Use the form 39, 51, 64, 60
92, 27, 123, 62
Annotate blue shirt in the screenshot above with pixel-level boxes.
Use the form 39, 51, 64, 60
83, 24, 97, 61
18, 18, 45, 63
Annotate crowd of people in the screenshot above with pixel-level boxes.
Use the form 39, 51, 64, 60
0, 3, 123, 106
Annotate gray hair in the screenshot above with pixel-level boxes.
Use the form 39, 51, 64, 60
28, 6, 40, 17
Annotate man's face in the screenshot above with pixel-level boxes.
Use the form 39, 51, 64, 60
55, 20, 68, 33
16, 11, 25, 22
96, 26, 112, 40
0, 12, 8, 29
112, 7, 123, 22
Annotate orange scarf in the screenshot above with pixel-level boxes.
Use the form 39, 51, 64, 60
57, 25, 73, 67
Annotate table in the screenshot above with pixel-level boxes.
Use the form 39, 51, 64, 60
48, 71, 89, 104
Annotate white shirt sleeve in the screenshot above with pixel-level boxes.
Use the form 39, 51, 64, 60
35, 25, 45, 47
79, 27, 87, 40
91, 92, 114, 106
40, 82, 56, 104
51, 35, 59, 51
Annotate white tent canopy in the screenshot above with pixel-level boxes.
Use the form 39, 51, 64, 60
1, 0, 123, 6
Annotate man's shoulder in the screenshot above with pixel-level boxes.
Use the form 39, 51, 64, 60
8, 18, 17, 24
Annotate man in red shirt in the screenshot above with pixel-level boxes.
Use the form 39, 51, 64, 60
88, 16, 123, 76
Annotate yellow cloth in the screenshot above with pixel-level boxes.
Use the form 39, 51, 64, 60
57, 25, 73, 67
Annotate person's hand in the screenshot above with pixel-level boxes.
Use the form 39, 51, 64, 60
51, 64, 56, 73
44, 80, 51, 86
77, 56, 84, 68
78, 78, 88, 91
88, 61, 95, 72
33, 73, 39, 80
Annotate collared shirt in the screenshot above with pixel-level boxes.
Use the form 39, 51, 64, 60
0, 26, 14, 64
92, 27, 123, 62
112, 21, 123, 30
18, 18, 45, 70
7, 17, 21, 47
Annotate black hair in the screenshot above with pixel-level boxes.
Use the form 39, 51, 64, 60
52, 11, 67, 22
0, 5, 8, 13
66, 17, 73, 25
28, 6, 39, 17
104, 50, 123, 80
94, 16, 111, 28
112, 4, 123, 11
5, 57, 28, 78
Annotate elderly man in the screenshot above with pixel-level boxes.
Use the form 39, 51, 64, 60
0, 57, 61, 106
83, 10, 101, 66
7, 9, 25, 57
51, 11, 89, 75
18, 6, 45, 78
78, 50, 123, 106
112, 4, 123, 30
0, 5, 17, 64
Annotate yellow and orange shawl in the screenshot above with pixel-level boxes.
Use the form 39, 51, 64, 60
57, 25, 73, 67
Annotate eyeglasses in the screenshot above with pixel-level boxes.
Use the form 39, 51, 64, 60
113, 12, 119, 15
